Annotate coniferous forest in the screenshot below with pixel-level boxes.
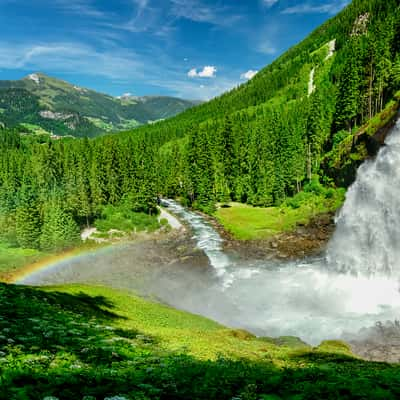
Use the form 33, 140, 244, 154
3, 1, 400, 399
0, 0, 399, 252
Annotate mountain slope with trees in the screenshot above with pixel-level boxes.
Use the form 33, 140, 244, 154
0, 0, 399, 253
1, 2, 400, 396
0, 73, 198, 138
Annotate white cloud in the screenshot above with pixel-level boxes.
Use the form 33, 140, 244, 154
171, 0, 214, 23
257, 40, 276, 55
187, 65, 217, 78
188, 68, 198, 77
170, 0, 242, 27
262, 0, 278, 7
0, 42, 144, 80
54, 0, 106, 18
152, 76, 239, 101
241, 70, 258, 80
282, 1, 350, 15
118, 92, 133, 98
0, 40, 233, 100
133, 0, 148, 9
198, 66, 217, 78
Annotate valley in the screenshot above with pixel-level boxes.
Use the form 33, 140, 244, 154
1, 0, 400, 398
0, 73, 198, 138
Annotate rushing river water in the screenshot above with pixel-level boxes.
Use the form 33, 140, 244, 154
20, 121, 400, 345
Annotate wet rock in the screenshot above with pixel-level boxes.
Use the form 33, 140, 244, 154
104, 396, 130, 400
347, 321, 400, 363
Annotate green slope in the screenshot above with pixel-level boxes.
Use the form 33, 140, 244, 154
1, 0, 399, 254
0, 73, 198, 138
123, 0, 400, 211
2, 282, 400, 399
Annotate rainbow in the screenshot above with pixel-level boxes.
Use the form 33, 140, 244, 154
9, 244, 113, 285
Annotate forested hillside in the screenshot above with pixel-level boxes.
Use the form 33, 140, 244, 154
0, 73, 197, 138
0, 0, 399, 252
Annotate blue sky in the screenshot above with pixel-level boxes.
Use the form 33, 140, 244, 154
0, 0, 349, 100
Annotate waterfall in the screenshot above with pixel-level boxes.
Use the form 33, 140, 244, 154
162, 200, 235, 288
326, 120, 400, 276
18, 129, 400, 345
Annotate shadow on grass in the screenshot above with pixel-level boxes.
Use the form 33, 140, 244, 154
1, 283, 400, 400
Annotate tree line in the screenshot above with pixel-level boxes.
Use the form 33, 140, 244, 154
0, 0, 399, 250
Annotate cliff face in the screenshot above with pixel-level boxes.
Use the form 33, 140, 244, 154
324, 92, 400, 188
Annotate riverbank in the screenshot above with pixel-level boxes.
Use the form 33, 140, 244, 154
210, 200, 339, 260
5, 202, 400, 365
0, 241, 107, 284
222, 211, 335, 260
210, 185, 344, 259
0, 210, 187, 285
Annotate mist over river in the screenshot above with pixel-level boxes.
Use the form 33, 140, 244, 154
20, 121, 400, 350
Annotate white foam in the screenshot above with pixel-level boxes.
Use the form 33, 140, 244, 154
327, 120, 400, 276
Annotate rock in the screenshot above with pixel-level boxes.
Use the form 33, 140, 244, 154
104, 397, 130, 400
296, 227, 307, 235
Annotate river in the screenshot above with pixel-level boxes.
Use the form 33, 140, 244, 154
19, 120, 400, 349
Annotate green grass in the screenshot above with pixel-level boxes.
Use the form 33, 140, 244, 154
0, 242, 48, 281
0, 241, 107, 283
1, 282, 400, 399
95, 204, 160, 234
86, 117, 114, 131
117, 118, 141, 130
215, 188, 344, 240
216, 203, 305, 240
19, 123, 51, 136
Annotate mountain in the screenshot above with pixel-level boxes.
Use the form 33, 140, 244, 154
0, 0, 399, 242
128, 0, 400, 207
0, 73, 198, 137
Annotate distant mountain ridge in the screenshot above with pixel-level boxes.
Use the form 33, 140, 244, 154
0, 73, 198, 137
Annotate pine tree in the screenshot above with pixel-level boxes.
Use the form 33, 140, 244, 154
40, 201, 80, 251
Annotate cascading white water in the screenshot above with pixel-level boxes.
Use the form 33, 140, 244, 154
160, 123, 400, 343
163, 200, 235, 288
19, 120, 400, 345
327, 120, 400, 276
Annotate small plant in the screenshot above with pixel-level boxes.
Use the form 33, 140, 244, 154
94, 204, 160, 234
